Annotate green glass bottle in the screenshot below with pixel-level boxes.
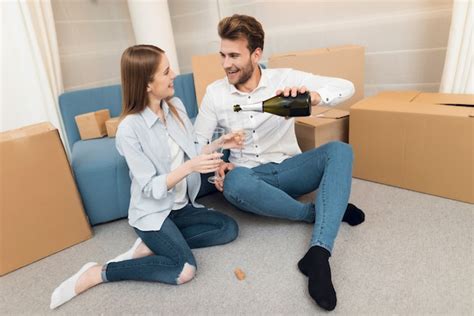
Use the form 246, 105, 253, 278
233, 92, 312, 117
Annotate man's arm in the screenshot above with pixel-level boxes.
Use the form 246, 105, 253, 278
290, 69, 355, 107
194, 88, 219, 145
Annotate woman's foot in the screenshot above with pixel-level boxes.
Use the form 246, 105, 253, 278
50, 262, 102, 309
106, 238, 153, 263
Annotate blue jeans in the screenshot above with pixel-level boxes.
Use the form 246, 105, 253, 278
104, 204, 238, 284
223, 141, 353, 253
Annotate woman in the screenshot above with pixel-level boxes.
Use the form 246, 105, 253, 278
50, 45, 240, 309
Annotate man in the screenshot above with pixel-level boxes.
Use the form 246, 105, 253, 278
194, 14, 364, 311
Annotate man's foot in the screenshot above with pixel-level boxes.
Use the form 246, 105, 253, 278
298, 246, 337, 311
343, 203, 365, 226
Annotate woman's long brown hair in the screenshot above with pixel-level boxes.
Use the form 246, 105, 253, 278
120, 45, 183, 126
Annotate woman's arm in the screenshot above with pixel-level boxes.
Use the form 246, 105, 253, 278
117, 124, 223, 196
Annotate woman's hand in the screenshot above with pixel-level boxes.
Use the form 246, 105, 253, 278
184, 152, 223, 174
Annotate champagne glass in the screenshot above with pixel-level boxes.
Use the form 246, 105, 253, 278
206, 127, 225, 184
233, 113, 248, 163
233, 129, 248, 162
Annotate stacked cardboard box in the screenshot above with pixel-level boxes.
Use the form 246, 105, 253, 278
268, 45, 364, 150
0, 122, 92, 275
105, 117, 121, 138
295, 106, 350, 152
75, 109, 110, 140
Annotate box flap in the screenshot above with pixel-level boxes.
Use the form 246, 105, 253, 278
311, 106, 332, 116
75, 109, 110, 119
0, 122, 55, 142
296, 117, 336, 127
351, 91, 473, 117
314, 108, 349, 119
352, 97, 473, 117
106, 117, 121, 123
374, 91, 421, 102
414, 92, 474, 107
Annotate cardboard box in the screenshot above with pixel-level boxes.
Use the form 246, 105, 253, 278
0, 122, 92, 275
75, 109, 110, 140
191, 53, 225, 106
105, 117, 121, 138
268, 45, 365, 111
350, 91, 474, 203
295, 106, 350, 151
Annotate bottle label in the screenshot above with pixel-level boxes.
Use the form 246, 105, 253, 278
239, 102, 263, 112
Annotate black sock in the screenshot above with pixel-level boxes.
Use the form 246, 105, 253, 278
298, 246, 337, 311
343, 203, 365, 226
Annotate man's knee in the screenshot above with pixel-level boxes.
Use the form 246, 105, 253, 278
323, 141, 353, 162
223, 167, 253, 193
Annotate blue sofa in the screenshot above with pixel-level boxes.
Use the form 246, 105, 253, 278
59, 73, 212, 225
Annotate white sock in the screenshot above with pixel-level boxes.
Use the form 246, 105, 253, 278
50, 262, 98, 309
106, 238, 143, 264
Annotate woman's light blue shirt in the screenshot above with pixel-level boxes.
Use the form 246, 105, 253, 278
115, 97, 204, 231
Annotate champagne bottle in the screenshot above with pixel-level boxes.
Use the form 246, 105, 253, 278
233, 92, 312, 117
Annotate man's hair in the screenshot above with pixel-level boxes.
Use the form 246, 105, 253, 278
218, 14, 264, 53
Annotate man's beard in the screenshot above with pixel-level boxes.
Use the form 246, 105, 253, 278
230, 62, 254, 86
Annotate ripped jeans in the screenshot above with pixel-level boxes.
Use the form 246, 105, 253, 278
103, 204, 238, 284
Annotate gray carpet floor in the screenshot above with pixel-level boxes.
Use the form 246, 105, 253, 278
1, 179, 473, 315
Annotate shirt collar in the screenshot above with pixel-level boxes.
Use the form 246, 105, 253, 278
227, 66, 268, 95
141, 101, 170, 128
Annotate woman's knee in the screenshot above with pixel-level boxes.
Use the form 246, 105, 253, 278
176, 262, 196, 285
221, 215, 239, 243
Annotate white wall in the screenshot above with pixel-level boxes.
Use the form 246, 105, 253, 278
51, 0, 135, 91
169, 0, 453, 96
49, 0, 453, 95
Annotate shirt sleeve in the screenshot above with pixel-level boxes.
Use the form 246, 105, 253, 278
193, 87, 219, 147
290, 69, 355, 106
116, 123, 171, 200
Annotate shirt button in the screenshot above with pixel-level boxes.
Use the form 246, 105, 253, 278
250, 115, 253, 119
253, 130, 255, 133
255, 145, 258, 148
248, 96, 251, 99
256, 154, 259, 157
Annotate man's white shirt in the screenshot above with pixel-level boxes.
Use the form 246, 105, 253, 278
194, 67, 355, 168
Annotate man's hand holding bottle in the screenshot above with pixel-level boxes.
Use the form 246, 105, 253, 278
275, 86, 321, 106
